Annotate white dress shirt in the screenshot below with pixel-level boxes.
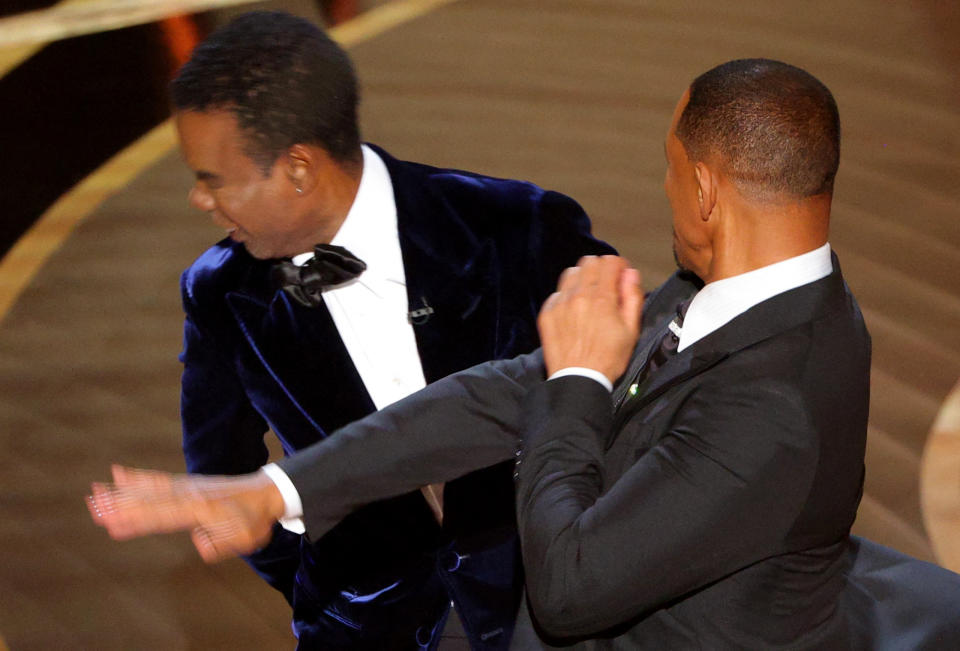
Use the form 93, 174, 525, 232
264, 145, 428, 530
550, 243, 834, 389
677, 243, 833, 352
300, 145, 427, 410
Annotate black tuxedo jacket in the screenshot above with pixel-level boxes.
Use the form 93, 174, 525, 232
278, 255, 920, 648
178, 145, 614, 649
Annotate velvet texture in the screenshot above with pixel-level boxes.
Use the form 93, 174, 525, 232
178, 146, 615, 650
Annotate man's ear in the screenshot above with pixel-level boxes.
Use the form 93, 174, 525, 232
694, 162, 717, 221
285, 144, 319, 196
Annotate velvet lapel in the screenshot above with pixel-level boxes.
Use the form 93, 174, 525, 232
226, 288, 375, 447
223, 147, 498, 443
376, 146, 500, 383
616, 254, 848, 427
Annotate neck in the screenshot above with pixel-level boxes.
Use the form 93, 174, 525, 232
299, 156, 364, 248
704, 193, 830, 283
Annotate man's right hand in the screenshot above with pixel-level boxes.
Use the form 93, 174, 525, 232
87, 465, 285, 563
537, 255, 643, 384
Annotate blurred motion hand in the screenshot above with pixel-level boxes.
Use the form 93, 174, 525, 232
538, 255, 642, 383
87, 465, 284, 563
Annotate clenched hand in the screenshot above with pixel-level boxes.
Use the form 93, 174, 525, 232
537, 255, 642, 383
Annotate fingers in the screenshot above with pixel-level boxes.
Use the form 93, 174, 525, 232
590, 255, 627, 292
556, 256, 628, 295
88, 481, 148, 540
88, 467, 205, 540
87, 485, 111, 527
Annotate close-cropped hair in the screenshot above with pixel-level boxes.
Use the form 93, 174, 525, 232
170, 11, 361, 173
676, 58, 840, 200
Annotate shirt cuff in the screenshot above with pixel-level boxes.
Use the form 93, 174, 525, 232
547, 367, 613, 392
260, 463, 305, 535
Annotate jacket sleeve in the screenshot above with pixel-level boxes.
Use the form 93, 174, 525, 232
276, 350, 547, 539
515, 374, 818, 639
179, 278, 301, 603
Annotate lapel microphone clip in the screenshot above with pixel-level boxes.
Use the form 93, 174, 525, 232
408, 296, 435, 325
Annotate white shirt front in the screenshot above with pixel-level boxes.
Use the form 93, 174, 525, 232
293, 145, 427, 410
267, 145, 427, 530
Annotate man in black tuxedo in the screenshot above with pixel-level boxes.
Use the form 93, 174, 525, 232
157, 10, 612, 651
91, 59, 960, 648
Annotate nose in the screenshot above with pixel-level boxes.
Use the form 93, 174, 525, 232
189, 185, 215, 213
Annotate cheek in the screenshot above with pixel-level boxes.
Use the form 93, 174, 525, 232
226, 185, 272, 227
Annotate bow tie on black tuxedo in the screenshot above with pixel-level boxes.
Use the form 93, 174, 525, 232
271, 244, 367, 308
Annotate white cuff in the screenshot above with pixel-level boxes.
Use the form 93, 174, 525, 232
260, 463, 305, 535
547, 367, 613, 392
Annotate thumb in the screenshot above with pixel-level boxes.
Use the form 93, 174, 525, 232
618, 267, 643, 336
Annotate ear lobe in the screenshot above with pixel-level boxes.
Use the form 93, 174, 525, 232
285, 144, 316, 195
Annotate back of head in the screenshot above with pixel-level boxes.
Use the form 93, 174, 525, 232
676, 58, 840, 202
170, 11, 361, 172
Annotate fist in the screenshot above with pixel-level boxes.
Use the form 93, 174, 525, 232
537, 255, 643, 383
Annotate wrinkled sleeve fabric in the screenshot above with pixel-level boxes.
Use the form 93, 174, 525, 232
276, 351, 547, 539
179, 277, 302, 603
515, 374, 817, 639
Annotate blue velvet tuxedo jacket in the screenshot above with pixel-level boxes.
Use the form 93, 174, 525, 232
178, 145, 614, 650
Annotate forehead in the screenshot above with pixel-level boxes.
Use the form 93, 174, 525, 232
174, 109, 249, 170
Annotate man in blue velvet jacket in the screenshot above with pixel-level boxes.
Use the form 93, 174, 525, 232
167, 11, 612, 651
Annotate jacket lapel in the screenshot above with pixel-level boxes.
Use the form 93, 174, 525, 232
378, 147, 500, 383
226, 286, 375, 448
224, 147, 500, 443
612, 272, 701, 409
616, 254, 848, 426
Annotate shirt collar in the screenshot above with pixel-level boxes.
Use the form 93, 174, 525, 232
677, 242, 833, 352
291, 145, 403, 287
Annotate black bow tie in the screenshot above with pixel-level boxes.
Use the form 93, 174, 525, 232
271, 244, 367, 308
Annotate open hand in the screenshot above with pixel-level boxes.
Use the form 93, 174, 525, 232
537, 255, 642, 383
87, 465, 284, 563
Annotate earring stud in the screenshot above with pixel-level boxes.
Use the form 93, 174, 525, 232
296, 187, 303, 194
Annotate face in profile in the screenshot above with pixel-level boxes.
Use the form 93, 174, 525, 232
175, 110, 308, 260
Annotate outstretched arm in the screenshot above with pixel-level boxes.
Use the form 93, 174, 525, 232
89, 348, 546, 560
89, 255, 642, 566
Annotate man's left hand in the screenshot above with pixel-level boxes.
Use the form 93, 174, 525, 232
537, 255, 642, 384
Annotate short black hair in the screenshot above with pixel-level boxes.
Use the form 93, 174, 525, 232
171, 11, 361, 173
676, 58, 840, 200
